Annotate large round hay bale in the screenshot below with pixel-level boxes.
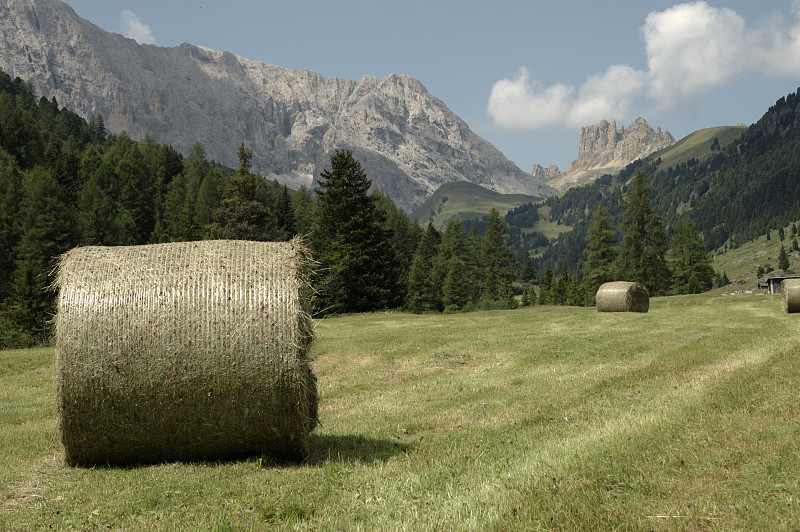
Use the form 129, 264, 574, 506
54, 238, 317, 466
595, 281, 649, 313
781, 279, 800, 313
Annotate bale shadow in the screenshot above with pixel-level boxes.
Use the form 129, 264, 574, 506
305, 433, 409, 465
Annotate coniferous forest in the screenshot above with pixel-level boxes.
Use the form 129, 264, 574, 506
0, 69, 527, 348
2, 64, 799, 349
524, 88, 800, 275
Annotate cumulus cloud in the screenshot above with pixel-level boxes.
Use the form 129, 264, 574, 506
642, 2, 748, 108
487, 67, 573, 129
488, 1, 800, 130
120, 10, 155, 45
566, 65, 648, 127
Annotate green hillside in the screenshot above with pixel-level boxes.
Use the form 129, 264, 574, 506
711, 219, 800, 291
410, 181, 542, 229
651, 125, 746, 172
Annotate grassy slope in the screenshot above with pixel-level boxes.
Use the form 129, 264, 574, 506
651, 125, 746, 172
711, 219, 800, 291
3, 295, 800, 530
410, 181, 542, 229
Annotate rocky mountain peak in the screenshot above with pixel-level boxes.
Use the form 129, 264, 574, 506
539, 117, 675, 191
0, 0, 558, 211
573, 117, 675, 171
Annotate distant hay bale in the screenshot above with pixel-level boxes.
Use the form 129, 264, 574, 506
781, 279, 800, 313
595, 281, 650, 313
54, 238, 317, 466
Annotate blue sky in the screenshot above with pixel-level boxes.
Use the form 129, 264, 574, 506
64, 1, 800, 173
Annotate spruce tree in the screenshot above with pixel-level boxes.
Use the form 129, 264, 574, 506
615, 169, 671, 295
779, 245, 790, 270
442, 256, 470, 310
276, 185, 296, 238
10, 167, 73, 341
582, 204, 617, 295
310, 149, 402, 315
406, 222, 442, 312
208, 143, 280, 241
480, 208, 515, 303
290, 185, 315, 236
668, 217, 715, 294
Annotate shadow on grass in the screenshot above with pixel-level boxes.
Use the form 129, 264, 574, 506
305, 433, 408, 465
63, 434, 408, 469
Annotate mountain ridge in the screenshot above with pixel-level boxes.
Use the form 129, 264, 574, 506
0, 0, 557, 211
540, 117, 675, 191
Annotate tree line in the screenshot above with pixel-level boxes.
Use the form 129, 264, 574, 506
0, 70, 526, 348
530, 168, 719, 308
524, 87, 800, 274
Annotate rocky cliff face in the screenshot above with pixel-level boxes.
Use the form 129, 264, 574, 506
0, 0, 557, 211
531, 163, 561, 182
542, 117, 675, 191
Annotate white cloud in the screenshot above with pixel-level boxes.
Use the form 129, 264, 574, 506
757, 0, 800, 76
642, 1, 748, 108
488, 1, 800, 131
566, 65, 647, 127
120, 10, 155, 45
487, 67, 573, 129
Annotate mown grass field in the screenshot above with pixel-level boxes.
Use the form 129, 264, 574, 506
2, 293, 800, 530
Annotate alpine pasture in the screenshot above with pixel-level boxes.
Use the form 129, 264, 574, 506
2, 293, 800, 530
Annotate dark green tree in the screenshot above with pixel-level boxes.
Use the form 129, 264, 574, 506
520, 250, 536, 283
539, 262, 554, 305
582, 204, 617, 296
208, 143, 280, 241
276, 185, 296, 238
778, 245, 790, 270
406, 222, 442, 312
442, 256, 471, 310
195, 167, 226, 229
9, 167, 73, 341
668, 217, 715, 294
310, 149, 403, 314
615, 169, 671, 295
291, 185, 315, 236
480, 208, 515, 304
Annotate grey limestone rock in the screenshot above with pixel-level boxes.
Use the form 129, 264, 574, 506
0, 0, 557, 211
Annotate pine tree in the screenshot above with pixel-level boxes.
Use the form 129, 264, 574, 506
208, 143, 280, 241
520, 250, 536, 283
539, 262, 554, 305
582, 204, 617, 296
291, 185, 315, 236
778, 245, 790, 270
276, 185, 296, 238
310, 149, 402, 315
406, 222, 442, 312
9, 167, 73, 341
442, 256, 470, 310
480, 208, 515, 303
668, 217, 715, 294
520, 288, 531, 307
615, 169, 671, 295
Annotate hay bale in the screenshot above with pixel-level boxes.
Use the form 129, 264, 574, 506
595, 281, 650, 313
781, 279, 800, 313
54, 238, 317, 466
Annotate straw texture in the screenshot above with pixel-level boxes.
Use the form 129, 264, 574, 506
781, 279, 800, 313
595, 281, 650, 313
54, 238, 317, 466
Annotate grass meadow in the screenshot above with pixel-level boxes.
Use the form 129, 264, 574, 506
2, 293, 800, 530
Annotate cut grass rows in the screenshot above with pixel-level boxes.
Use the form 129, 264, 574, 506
2, 293, 800, 530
